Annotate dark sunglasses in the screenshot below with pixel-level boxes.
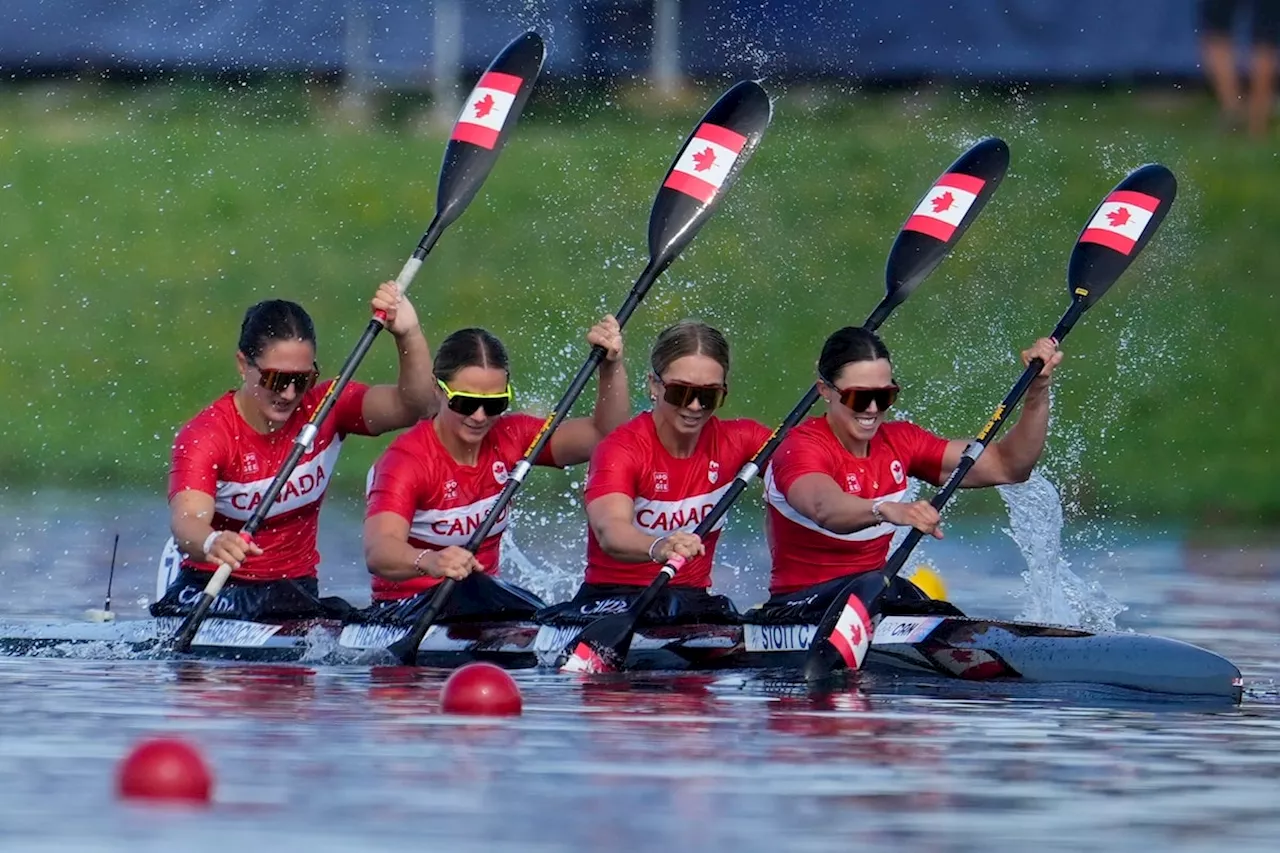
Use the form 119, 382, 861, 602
654, 376, 728, 411
437, 378, 512, 418
829, 382, 900, 413
251, 361, 319, 395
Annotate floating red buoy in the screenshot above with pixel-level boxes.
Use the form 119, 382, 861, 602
116, 736, 213, 804
440, 662, 523, 716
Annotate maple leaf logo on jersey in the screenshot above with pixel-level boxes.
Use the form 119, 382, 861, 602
473, 93, 495, 119
691, 146, 716, 172
1106, 206, 1131, 228
931, 190, 955, 213
708, 461, 720, 484
492, 462, 509, 484
890, 459, 904, 484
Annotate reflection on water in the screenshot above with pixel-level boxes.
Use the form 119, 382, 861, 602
0, 658, 1276, 852
0, 490, 1277, 850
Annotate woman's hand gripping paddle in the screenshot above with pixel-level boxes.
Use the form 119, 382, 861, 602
803, 163, 1178, 684
169, 32, 546, 653
559, 137, 1012, 674
385, 80, 774, 665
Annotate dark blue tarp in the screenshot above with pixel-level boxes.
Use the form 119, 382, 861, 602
0, 0, 1206, 82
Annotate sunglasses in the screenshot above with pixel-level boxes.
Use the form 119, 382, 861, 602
828, 382, 900, 413
654, 376, 728, 411
437, 378, 512, 418
251, 361, 320, 395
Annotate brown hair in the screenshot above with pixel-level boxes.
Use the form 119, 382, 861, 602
649, 321, 730, 378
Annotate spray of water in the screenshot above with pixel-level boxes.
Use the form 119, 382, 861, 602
997, 471, 1126, 630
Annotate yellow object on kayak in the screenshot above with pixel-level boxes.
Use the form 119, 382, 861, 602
907, 565, 948, 601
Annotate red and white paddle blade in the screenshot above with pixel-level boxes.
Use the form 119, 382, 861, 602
829, 593, 873, 670
561, 642, 611, 674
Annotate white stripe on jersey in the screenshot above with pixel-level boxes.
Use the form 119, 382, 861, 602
763, 465, 906, 541
633, 484, 734, 535
410, 494, 509, 547
214, 439, 343, 521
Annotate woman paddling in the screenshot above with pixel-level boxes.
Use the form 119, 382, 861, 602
540, 321, 771, 627
360, 317, 629, 623
155, 282, 437, 621
756, 325, 1061, 621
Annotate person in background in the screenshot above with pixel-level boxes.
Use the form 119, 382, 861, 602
1200, 0, 1280, 137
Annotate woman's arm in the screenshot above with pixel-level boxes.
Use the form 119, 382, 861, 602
550, 315, 631, 466
363, 511, 478, 581
938, 337, 1062, 487
783, 473, 944, 540
168, 490, 263, 569
587, 493, 704, 564
360, 282, 440, 435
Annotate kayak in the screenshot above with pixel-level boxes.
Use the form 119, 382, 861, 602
0, 612, 1244, 702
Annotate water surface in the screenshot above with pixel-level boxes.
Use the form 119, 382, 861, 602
0, 491, 1276, 851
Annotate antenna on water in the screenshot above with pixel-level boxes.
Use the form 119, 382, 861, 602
84, 533, 119, 623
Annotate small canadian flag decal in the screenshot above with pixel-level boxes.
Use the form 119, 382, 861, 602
1079, 190, 1159, 255
451, 71, 522, 150
663, 123, 747, 204
904, 173, 985, 241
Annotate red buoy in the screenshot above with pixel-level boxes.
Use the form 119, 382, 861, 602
116, 737, 213, 804
439, 662, 523, 716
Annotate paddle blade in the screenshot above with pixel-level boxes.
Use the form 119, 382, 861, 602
646, 80, 772, 280
1067, 163, 1177, 308
559, 614, 637, 674
435, 31, 546, 229
884, 137, 1010, 303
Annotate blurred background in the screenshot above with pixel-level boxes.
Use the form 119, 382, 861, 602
1, 0, 1277, 534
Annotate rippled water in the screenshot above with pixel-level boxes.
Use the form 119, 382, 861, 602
0, 490, 1277, 851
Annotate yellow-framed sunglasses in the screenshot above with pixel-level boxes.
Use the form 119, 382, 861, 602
437, 378, 513, 417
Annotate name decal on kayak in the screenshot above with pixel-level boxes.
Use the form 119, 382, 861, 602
870, 615, 944, 645
189, 618, 281, 647
744, 623, 816, 652
338, 623, 413, 648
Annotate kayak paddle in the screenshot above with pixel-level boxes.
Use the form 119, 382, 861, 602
559, 137, 1011, 673
803, 162, 1178, 683
385, 80, 774, 665
169, 31, 546, 653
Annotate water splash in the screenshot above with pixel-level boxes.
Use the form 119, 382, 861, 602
997, 471, 1126, 630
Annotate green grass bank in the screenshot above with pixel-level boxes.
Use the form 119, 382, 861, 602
1, 80, 1277, 523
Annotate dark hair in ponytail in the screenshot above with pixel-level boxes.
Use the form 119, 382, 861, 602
818, 326, 892, 384
238, 300, 316, 361
433, 328, 509, 381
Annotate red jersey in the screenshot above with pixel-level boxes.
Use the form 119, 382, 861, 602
168, 381, 372, 582
583, 412, 772, 588
364, 413, 557, 600
765, 417, 948, 595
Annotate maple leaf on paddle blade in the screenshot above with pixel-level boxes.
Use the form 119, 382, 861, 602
691, 146, 716, 172
473, 93, 495, 119
1106, 206, 1131, 228
931, 190, 955, 213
